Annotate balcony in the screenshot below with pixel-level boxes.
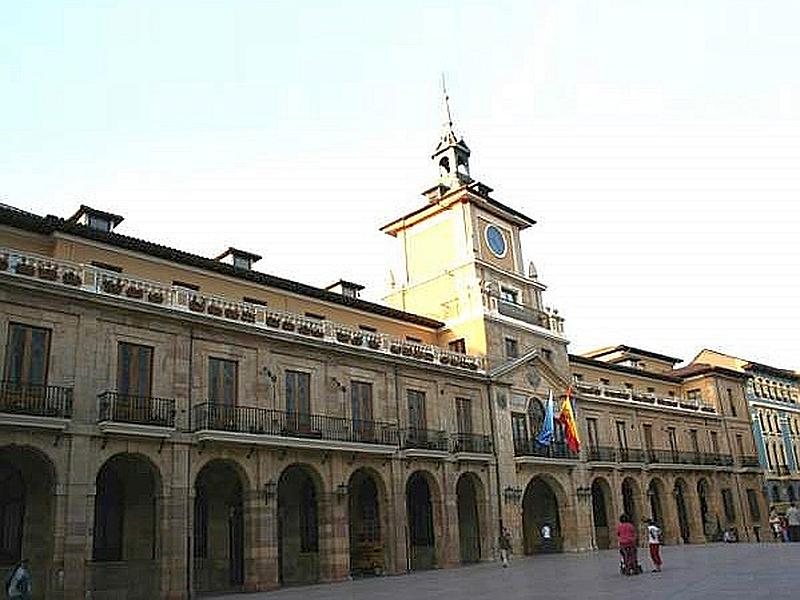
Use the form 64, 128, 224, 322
574, 382, 716, 415
451, 432, 493, 455
1, 246, 484, 373
618, 448, 646, 463
775, 465, 791, 476
587, 446, 617, 462
192, 402, 400, 452
514, 439, 578, 461
0, 381, 73, 428
400, 428, 450, 453
738, 455, 761, 468
98, 391, 176, 431
496, 299, 564, 334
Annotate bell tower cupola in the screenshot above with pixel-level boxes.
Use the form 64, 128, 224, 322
432, 78, 472, 191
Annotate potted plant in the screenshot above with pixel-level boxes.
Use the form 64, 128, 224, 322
0, 255, 8, 271
207, 304, 223, 316
351, 333, 363, 346
240, 310, 256, 323
336, 330, 351, 343
401, 345, 413, 356
265, 315, 281, 327
62, 271, 82, 286
224, 307, 240, 320
37, 265, 58, 281
439, 354, 450, 365
298, 323, 312, 335
189, 298, 205, 312
15, 262, 35, 276
125, 286, 144, 299
311, 327, 324, 338
281, 319, 295, 331
101, 279, 123, 294
389, 343, 402, 354
367, 336, 381, 350
147, 291, 164, 304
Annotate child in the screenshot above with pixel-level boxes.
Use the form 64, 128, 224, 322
647, 519, 663, 572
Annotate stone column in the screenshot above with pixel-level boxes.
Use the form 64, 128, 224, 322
62, 435, 92, 600
390, 458, 409, 573
163, 446, 190, 600
318, 492, 349, 583
440, 465, 459, 568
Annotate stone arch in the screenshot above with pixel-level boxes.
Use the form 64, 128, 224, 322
455, 472, 486, 564
621, 476, 642, 527
347, 467, 388, 577
697, 477, 717, 540
591, 477, 613, 549
0, 445, 58, 599
277, 463, 323, 586
193, 459, 246, 593
647, 478, 667, 527
91, 452, 162, 599
406, 470, 442, 571
522, 475, 566, 554
673, 477, 692, 544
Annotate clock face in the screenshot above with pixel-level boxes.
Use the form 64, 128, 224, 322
485, 224, 507, 258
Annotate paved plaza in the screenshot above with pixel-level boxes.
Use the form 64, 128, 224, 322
207, 544, 800, 600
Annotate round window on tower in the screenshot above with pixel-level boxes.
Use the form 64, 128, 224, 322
485, 224, 507, 258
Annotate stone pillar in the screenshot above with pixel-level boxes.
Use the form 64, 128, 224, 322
163, 446, 190, 600
318, 493, 348, 583
243, 488, 274, 591
440, 465, 459, 568
390, 459, 409, 573
62, 436, 92, 600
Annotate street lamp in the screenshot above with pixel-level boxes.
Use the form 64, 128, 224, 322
504, 486, 523, 504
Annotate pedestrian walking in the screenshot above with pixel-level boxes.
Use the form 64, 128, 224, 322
769, 510, 782, 542
646, 519, 663, 572
498, 528, 512, 568
540, 523, 553, 552
5, 559, 31, 600
786, 503, 800, 542
615, 514, 641, 576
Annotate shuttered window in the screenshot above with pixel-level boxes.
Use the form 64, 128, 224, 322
4, 323, 51, 385
117, 343, 153, 398
208, 358, 237, 404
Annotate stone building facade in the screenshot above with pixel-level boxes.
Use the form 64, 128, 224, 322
692, 349, 800, 511
0, 112, 772, 600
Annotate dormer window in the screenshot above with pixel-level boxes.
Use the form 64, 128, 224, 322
215, 247, 262, 271
500, 287, 518, 304
325, 280, 365, 300
67, 205, 124, 233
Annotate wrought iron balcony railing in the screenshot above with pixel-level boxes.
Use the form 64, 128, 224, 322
618, 448, 646, 463
513, 439, 577, 459
573, 381, 716, 414
775, 465, 791, 476
451, 432, 492, 454
0, 381, 73, 419
98, 391, 176, 428
400, 428, 450, 452
587, 446, 617, 462
738, 455, 761, 468
192, 402, 400, 446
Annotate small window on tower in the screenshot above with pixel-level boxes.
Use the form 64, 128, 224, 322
448, 339, 466, 354
439, 157, 451, 175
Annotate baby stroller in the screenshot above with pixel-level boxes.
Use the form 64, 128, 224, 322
619, 545, 643, 576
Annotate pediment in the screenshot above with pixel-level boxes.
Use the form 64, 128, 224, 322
489, 350, 571, 403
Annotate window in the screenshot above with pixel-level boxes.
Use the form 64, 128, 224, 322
747, 489, 761, 520
616, 421, 628, 450
91, 260, 122, 273
4, 323, 51, 385
117, 342, 153, 397
407, 390, 426, 431
586, 418, 599, 450
351, 381, 373, 439
721, 488, 736, 522
285, 370, 311, 428
448, 338, 466, 354
642, 424, 653, 452
624, 382, 633, 390
511, 412, 529, 451
736, 434, 745, 457
504, 338, 519, 359
727, 388, 737, 417
710, 431, 720, 455
304, 312, 325, 321
601, 378, 610, 386
406, 336, 422, 344
242, 296, 267, 306
500, 287, 519, 304
88, 215, 111, 232
456, 397, 472, 435
647, 387, 655, 394
668, 390, 675, 398
541, 348, 553, 362
172, 279, 200, 291
573, 373, 584, 382
358, 325, 377, 333
667, 427, 678, 454
208, 358, 237, 405
686, 389, 702, 401
689, 429, 699, 454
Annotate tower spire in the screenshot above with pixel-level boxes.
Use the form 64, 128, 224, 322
432, 75, 472, 188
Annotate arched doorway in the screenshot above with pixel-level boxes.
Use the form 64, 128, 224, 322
621, 477, 641, 526
92, 453, 160, 600
0, 446, 56, 600
697, 478, 714, 541
194, 460, 245, 593
406, 471, 436, 570
674, 478, 691, 544
591, 478, 612, 549
456, 473, 481, 564
522, 476, 562, 554
647, 478, 666, 537
278, 465, 320, 586
348, 468, 384, 577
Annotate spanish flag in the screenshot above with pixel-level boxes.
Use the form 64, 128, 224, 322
558, 386, 581, 454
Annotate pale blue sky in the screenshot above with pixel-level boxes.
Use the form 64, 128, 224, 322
2, 1, 800, 367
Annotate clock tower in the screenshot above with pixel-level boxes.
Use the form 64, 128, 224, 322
381, 96, 568, 375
